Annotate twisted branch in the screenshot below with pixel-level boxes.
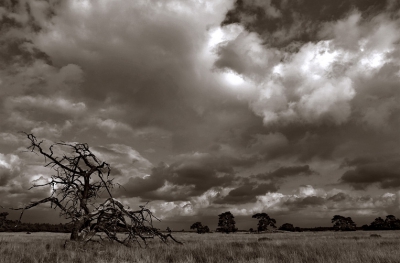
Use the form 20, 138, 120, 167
15, 133, 182, 247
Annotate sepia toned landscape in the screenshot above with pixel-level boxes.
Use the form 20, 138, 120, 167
1, 0, 400, 261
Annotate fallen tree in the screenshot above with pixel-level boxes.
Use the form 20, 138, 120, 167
13, 133, 181, 247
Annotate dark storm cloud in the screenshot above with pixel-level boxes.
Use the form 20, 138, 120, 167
12, 0, 264, 156
0, 0, 261, 154
241, 125, 348, 162
282, 195, 326, 209
117, 153, 237, 201
0, 0, 56, 68
221, 0, 398, 47
339, 156, 400, 190
254, 165, 316, 180
213, 165, 314, 205
328, 192, 348, 202
0, 1, 86, 142
215, 178, 278, 204
265, 122, 398, 162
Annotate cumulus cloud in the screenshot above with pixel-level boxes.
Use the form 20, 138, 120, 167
216, 10, 400, 126
210, 0, 400, 170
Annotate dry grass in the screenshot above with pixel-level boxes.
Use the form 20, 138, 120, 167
1, 231, 400, 262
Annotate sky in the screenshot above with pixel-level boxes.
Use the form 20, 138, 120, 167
0, 0, 400, 231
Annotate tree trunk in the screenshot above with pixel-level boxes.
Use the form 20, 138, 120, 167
70, 218, 84, 241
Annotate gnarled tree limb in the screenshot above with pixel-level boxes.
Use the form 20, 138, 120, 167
15, 133, 182, 247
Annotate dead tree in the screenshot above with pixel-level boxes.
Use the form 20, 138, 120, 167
0, 212, 8, 227
12, 133, 182, 247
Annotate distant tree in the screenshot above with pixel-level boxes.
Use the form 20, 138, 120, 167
190, 222, 210, 234
191, 222, 203, 233
294, 227, 302, 232
252, 213, 276, 232
384, 215, 400, 230
249, 228, 254, 233
166, 227, 172, 233
368, 215, 400, 230
279, 223, 295, 232
361, 224, 370, 231
370, 217, 385, 230
216, 211, 237, 233
331, 215, 356, 231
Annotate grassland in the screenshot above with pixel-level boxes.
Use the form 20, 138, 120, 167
1, 231, 400, 263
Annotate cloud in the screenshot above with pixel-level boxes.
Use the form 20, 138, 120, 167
117, 152, 237, 201
216, 5, 400, 129
94, 118, 134, 138
0, 148, 57, 208
255, 165, 316, 181
214, 27, 281, 78
0, 0, 267, 158
0, 153, 20, 186
225, 185, 400, 221
212, 165, 316, 205
283, 195, 326, 209
248, 132, 289, 159
340, 156, 400, 190
118, 159, 318, 206
6, 95, 86, 118
222, 0, 399, 47
215, 178, 278, 204
209, 3, 400, 168
0, 133, 20, 145
0, 5, 86, 139
216, 36, 358, 125
0, 59, 83, 97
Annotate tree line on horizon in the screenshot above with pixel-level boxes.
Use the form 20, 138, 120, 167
2, 211, 400, 233
189, 212, 400, 234
0, 212, 72, 233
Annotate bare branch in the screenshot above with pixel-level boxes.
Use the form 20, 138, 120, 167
15, 132, 181, 247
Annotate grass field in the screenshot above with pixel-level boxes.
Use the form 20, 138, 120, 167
1, 231, 399, 263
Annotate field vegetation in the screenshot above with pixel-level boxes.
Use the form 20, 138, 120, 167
1, 231, 400, 263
